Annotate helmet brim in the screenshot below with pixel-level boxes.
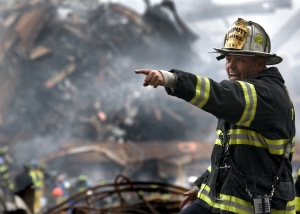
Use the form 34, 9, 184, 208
212, 48, 283, 65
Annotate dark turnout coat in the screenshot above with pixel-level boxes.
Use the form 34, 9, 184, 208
295, 168, 300, 213
166, 67, 296, 213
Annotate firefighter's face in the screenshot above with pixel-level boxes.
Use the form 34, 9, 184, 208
225, 55, 264, 80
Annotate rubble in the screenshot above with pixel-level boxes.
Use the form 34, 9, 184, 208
0, 0, 299, 213
45, 174, 189, 214
0, 2, 218, 212
0, 0, 210, 149
0, 0, 217, 195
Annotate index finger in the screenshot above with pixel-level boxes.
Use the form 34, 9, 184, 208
135, 69, 152, 75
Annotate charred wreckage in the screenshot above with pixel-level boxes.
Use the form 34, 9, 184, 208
0, 0, 202, 213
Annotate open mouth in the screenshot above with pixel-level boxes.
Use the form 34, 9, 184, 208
229, 72, 241, 80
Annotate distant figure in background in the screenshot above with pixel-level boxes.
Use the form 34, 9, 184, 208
55, 173, 70, 198
48, 173, 70, 207
72, 174, 92, 195
38, 163, 54, 205
51, 186, 64, 206
14, 163, 34, 214
28, 160, 44, 214
0, 145, 14, 202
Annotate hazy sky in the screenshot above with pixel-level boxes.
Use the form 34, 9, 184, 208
103, 0, 300, 67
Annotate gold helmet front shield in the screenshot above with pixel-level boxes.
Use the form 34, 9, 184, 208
224, 19, 248, 50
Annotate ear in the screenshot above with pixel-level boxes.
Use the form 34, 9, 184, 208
257, 58, 266, 73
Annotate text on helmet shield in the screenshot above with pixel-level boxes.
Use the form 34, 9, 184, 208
224, 20, 248, 49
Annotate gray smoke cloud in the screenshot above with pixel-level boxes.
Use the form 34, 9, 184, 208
1, 0, 300, 187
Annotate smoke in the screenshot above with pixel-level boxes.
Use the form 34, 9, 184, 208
0, 0, 209, 183
1, 0, 300, 187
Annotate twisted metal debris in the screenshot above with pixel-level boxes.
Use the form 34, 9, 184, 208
45, 174, 189, 214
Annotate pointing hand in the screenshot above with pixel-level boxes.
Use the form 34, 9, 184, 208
135, 69, 164, 88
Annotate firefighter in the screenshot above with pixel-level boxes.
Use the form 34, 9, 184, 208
14, 163, 34, 213
0, 145, 14, 202
29, 160, 44, 214
51, 186, 64, 206
72, 174, 92, 194
38, 163, 54, 204
135, 18, 295, 213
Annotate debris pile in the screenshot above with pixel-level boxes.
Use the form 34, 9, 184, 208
0, 0, 214, 150
45, 174, 189, 214
0, 2, 215, 210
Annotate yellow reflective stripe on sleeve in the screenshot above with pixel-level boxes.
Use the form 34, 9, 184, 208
298, 168, 300, 176
296, 197, 300, 212
215, 129, 295, 155
190, 76, 210, 108
236, 81, 257, 127
198, 183, 296, 213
